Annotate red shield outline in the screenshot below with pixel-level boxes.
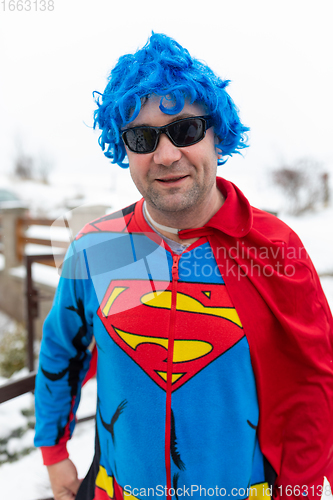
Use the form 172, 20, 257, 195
97, 280, 244, 392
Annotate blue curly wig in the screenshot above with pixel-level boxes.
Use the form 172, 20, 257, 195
93, 33, 249, 168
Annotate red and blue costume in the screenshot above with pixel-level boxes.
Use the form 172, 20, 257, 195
34, 177, 333, 500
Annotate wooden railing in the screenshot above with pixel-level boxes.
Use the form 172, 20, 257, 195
16, 216, 69, 267
25, 253, 66, 371
0, 209, 106, 499
0, 217, 68, 394
0, 371, 36, 404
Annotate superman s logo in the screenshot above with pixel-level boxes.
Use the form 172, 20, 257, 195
97, 280, 244, 392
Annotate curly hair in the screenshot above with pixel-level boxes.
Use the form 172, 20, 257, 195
93, 33, 249, 168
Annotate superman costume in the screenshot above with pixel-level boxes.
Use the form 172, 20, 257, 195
34, 177, 333, 500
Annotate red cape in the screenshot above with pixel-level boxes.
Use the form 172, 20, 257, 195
178, 177, 333, 498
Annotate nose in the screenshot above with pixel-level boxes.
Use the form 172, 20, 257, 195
152, 132, 182, 166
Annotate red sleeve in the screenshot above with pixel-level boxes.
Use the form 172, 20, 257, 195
40, 442, 69, 466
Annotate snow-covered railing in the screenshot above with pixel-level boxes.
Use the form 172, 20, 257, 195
0, 206, 68, 271
1, 204, 109, 272
16, 216, 69, 267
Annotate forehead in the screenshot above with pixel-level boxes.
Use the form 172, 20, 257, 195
128, 95, 205, 128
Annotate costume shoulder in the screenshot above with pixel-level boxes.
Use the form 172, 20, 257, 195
251, 206, 298, 243
75, 202, 138, 240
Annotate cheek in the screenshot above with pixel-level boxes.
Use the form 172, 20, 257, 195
188, 138, 219, 165
128, 157, 151, 192
199, 130, 219, 157
127, 150, 152, 171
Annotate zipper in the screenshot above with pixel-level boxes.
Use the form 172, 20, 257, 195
165, 254, 180, 497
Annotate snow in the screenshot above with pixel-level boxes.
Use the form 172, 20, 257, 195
0, 420, 96, 500
1, 169, 140, 219
6, 428, 35, 456
0, 172, 333, 499
0, 378, 96, 500
321, 277, 333, 309
279, 207, 333, 275
0, 310, 17, 342
9, 263, 60, 289
0, 389, 34, 438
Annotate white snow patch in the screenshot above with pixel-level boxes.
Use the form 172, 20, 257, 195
6, 428, 35, 455
279, 206, 333, 275
0, 378, 96, 500
9, 263, 60, 288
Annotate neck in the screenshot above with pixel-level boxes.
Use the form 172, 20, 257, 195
144, 187, 225, 244
144, 205, 180, 235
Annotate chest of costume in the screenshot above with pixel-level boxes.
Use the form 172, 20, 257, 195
84, 238, 267, 498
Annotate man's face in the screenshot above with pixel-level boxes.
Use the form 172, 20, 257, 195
124, 95, 221, 222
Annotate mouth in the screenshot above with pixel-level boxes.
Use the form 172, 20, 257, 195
156, 175, 189, 184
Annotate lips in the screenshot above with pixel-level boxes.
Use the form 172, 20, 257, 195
156, 175, 188, 183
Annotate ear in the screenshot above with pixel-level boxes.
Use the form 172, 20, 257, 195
214, 135, 223, 159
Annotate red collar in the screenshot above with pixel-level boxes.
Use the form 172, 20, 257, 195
179, 177, 253, 240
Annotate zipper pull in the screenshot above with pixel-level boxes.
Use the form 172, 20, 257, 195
171, 254, 180, 281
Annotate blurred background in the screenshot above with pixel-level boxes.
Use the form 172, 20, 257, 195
0, 1, 333, 498
1, 0, 333, 212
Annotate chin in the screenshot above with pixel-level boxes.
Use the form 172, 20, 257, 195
153, 199, 197, 215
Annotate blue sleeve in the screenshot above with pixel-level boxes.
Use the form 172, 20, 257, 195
34, 245, 94, 448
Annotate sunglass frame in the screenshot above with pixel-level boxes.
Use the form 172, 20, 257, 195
122, 115, 213, 154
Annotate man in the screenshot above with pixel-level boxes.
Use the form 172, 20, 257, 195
34, 33, 333, 500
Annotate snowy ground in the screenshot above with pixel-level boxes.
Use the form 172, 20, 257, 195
0, 173, 333, 499
0, 374, 96, 500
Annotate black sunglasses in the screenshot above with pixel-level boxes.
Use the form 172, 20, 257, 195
122, 115, 213, 154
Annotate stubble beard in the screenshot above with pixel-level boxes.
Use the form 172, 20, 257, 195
146, 181, 208, 217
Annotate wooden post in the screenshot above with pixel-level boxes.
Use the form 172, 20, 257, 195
0, 206, 27, 271
25, 254, 38, 372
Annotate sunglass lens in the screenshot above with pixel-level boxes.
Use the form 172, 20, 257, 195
169, 118, 204, 146
125, 128, 157, 153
